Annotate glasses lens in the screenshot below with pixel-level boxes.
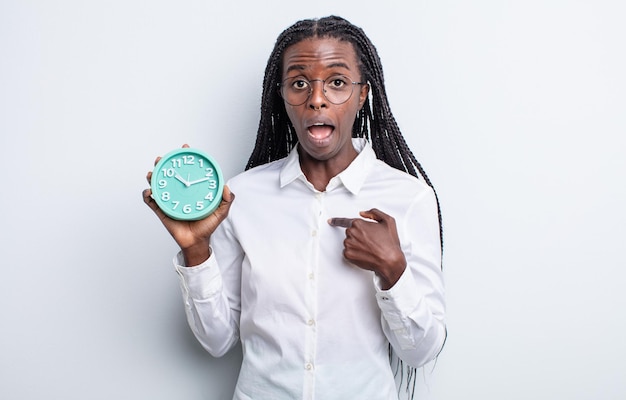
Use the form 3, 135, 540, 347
280, 76, 356, 106
323, 76, 354, 105
280, 77, 309, 106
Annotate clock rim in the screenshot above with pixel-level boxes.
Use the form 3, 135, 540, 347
150, 147, 224, 221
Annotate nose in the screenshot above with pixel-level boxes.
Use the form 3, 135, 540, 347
307, 79, 327, 110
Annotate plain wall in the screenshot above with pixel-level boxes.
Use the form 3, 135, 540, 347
1, 0, 624, 399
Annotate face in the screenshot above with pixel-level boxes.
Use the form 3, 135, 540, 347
281, 37, 369, 167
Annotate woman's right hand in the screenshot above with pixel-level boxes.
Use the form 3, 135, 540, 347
142, 148, 235, 266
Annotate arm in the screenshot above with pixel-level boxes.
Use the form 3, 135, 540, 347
143, 149, 241, 356
375, 188, 446, 368
328, 188, 445, 367
173, 216, 243, 357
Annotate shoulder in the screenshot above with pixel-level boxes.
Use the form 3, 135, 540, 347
366, 158, 435, 200
226, 158, 286, 193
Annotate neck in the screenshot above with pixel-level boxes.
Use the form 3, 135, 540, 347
298, 146, 358, 192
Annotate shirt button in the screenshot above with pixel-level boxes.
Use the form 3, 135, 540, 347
311, 230, 317, 237
307, 319, 315, 326
308, 273, 315, 280
305, 363, 313, 370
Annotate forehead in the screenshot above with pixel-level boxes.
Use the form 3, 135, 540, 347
282, 37, 360, 77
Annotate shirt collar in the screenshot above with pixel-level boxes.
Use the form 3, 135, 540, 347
279, 138, 375, 194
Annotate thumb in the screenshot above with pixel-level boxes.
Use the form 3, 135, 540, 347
359, 208, 388, 223
222, 185, 235, 203
211, 185, 235, 222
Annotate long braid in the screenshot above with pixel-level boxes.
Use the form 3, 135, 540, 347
245, 16, 444, 398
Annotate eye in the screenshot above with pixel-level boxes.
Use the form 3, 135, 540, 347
290, 78, 309, 91
327, 76, 348, 90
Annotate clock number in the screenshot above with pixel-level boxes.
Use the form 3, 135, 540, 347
171, 159, 182, 168
208, 180, 217, 189
158, 179, 167, 189
198, 159, 204, 168
162, 168, 175, 177
205, 192, 214, 201
196, 201, 204, 210
183, 204, 192, 214
161, 192, 170, 201
205, 168, 214, 177
183, 155, 195, 165
172, 201, 180, 210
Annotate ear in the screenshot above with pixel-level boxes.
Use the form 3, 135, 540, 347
358, 83, 370, 109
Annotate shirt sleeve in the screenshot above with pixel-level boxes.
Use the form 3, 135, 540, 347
174, 217, 243, 358
374, 187, 446, 368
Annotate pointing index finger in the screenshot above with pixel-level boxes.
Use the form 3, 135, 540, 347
327, 217, 355, 228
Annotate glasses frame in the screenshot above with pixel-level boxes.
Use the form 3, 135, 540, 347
278, 75, 365, 106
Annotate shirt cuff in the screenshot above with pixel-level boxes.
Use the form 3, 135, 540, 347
374, 267, 422, 349
174, 250, 222, 300
374, 267, 419, 325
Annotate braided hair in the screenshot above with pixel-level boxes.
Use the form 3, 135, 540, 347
246, 15, 444, 398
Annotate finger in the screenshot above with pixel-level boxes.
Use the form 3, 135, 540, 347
153, 156, 162, 167
222, 185, 234, 203
146, 171, 153, 185
212, 186, 235, 217
328, 217, 355, 228
142, 188, 152, 202
142, 188, 159, 213
142, 188, 175, 226
182, 143, 190, 148
204, 187, 235, 228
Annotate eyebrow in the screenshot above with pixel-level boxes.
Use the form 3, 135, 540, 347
285, 62, 352, 74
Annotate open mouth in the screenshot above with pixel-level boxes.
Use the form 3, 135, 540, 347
307, 123, 334, 141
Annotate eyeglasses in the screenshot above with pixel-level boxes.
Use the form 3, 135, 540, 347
278, 75, 364, 106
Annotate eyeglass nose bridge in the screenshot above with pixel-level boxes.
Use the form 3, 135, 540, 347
306, 79, 328, 102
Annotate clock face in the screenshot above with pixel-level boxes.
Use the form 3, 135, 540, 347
151, 147, 224, 221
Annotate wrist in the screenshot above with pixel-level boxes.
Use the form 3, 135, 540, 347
378, 264, 405, 290
377, 252, 406, 290
182, 242, 211, 267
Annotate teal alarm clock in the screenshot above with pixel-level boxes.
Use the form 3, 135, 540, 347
151, 147, 224, 221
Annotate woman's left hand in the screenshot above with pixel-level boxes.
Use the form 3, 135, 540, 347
328, 208, 406, 290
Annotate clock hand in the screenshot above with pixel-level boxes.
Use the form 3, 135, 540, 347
174, 173, 190, 187
187, 177, 211, 186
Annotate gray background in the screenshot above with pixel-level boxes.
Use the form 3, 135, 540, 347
1, 0, 624, 399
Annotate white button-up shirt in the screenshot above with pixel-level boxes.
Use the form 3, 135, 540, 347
174, 139, 446, 400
